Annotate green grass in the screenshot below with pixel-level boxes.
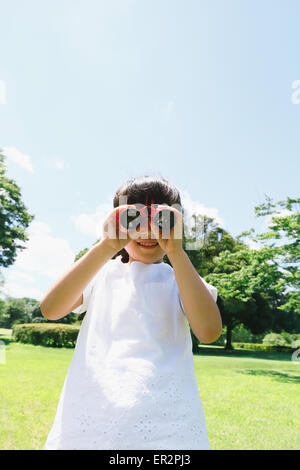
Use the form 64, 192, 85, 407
0, 328, 12, 344
195, 346, 300, 450
0, 329, 299, 450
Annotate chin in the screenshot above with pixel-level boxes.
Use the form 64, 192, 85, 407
127, 241, 164, 263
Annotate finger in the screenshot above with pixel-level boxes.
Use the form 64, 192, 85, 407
172, 210, 183, 240
116, 216, 128, 240
150, 219, 160, 240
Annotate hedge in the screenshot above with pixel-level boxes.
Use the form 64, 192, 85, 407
11, 325, 300, 353
12, 323, 80, 348
232, 342, 297, 353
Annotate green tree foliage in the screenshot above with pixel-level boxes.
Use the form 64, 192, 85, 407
250, 195, 300, 316
182, 215, 242, 351
183, 214, 239, 276
262, 333, 289, 347
205, 195, 300, 349
0, 150, 34, 269
0, 298, 8, 327
1, 297, 40, 327
0, 296, 78, 328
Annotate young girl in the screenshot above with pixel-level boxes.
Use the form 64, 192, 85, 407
41, 175, 222, 450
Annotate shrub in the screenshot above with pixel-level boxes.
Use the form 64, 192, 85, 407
232, 342, 292, 353
12, 323, 80, 348
279, 331, 293, 345
262, 333, 289, 347
212, 326, 266, 347
231, 324, 264, 343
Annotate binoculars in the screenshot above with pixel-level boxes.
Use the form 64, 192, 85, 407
116, 205, 177, 232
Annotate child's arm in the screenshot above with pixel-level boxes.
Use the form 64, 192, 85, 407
40, 239, 117, 321
149, 206, 222, 344
40, 205, 133, 321
168, 249, 222, 344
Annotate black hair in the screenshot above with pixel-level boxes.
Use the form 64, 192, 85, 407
111, 175, 183, 263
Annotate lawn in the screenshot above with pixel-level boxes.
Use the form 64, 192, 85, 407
0, 329, 299, 450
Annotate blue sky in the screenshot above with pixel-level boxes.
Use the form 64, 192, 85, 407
0, 0, 299, 300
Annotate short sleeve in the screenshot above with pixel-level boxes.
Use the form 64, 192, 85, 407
178, 274, 218, 316
72, 276, 97, 315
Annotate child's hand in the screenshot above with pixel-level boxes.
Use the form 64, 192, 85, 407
101, 205, 136, 252
149, 205, 184, 255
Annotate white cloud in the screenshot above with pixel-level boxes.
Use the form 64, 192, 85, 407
1, 221, 76, 300
2, 280, 44, 300
180, 189, 224, 227
3, 147, 34, 173
0, 80, 6, 104
179, 190, 224, 250
70, 202, 113, 238
15, 221, 76, 278
7, 271, 36, 284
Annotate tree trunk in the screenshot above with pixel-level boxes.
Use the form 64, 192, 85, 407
225, 324, 234, 350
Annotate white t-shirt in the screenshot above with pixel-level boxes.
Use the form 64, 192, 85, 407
44, 255, 218, 450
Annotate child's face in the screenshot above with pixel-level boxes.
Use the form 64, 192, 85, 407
125, 221, 165, 264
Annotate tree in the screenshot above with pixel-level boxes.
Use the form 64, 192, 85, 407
0, 150, 34, 270
0, 298, 8, 327
0, 295, 78, 327
3, 297, 37, 327
180, 214, 243, 352
182, 214, 241, 276
206, 195, 300, 349
250, 195, 300, 316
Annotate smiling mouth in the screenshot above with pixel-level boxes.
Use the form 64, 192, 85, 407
137, 241, 159, 248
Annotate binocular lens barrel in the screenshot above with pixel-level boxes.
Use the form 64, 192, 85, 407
119, 208, 176, 231
119, 208, 141, 230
